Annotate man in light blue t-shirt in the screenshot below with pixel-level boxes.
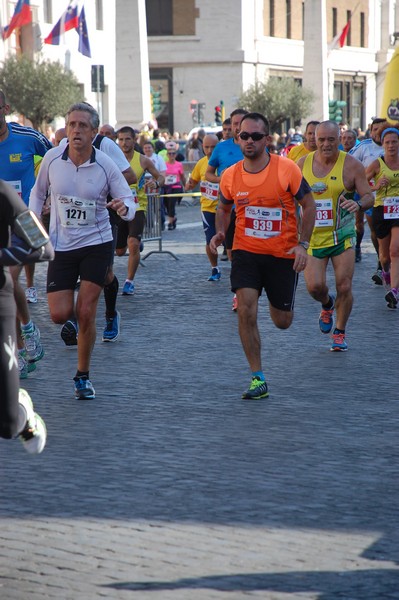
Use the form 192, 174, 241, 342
205, 108, 248, 305
206, 108, 248, 179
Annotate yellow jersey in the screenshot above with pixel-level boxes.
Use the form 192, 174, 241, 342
374, 158, 399, 213
287, 144, 310, 163
129, 152, 147, 212
303, 151, 355, 248
191, 156, 219, 213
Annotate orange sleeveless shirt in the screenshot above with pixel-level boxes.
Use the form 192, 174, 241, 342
220, 154, 303, 257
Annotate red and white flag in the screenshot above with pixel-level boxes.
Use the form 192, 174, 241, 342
328, 21, 351, 51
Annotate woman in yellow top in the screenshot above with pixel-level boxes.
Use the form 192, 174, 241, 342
366, 127, 399, 309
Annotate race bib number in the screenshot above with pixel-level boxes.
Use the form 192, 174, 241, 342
165, 175, 178, 185
200, 181, 219, 201
8, 180, 22, 197
315, 199, 333, 227
244, 206, 282, 238
57, 195, 96, 227
383, 197, 399, 219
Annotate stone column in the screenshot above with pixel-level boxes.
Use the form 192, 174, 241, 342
302, 0, 329, 122
115, 0, 151, 128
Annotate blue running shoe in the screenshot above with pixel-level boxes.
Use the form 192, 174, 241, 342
61, 319, 78, 346
208, 267, 221, 281
242, 377, 269, 400
318, 294, 335, 334
330, 332, 348, 352
102, 311, 121, 342
74, 377, 95, 400
122, 281, 135, 295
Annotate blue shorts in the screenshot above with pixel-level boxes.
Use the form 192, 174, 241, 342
201, 211, 216, 245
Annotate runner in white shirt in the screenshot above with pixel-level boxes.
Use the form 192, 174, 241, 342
30, 103, 136, 400
58, 112, 137, 343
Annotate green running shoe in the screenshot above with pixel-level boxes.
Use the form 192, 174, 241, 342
242, 376, 269, 400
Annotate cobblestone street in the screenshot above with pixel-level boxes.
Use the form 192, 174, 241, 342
1, 204, 399, 600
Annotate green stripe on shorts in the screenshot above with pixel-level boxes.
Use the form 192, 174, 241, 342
309, 237, 355, 259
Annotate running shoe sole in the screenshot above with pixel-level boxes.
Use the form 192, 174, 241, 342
385, 290, 398, 309
242, 390, 269, 400
372, 273, 383, 285
61, 321, 78, 346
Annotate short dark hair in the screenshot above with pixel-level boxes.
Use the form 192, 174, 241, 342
230, 108, 249, 119
117, 126, 136, 138
240, 112, 269, 134
305, 120, 320, 131
371, 117, 387, 126
223, 118, 231, 126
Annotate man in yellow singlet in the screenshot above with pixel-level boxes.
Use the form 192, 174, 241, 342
297, 121, 374, 352
287, 120, 319, 163
365, 127, 399, 309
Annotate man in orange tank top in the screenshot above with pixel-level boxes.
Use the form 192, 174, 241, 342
210, 112, 316, 400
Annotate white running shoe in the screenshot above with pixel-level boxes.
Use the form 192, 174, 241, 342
22, 323, 44, 362
25, 287, 38, 303
18, 350, 36, 380
18, 389, 47, 454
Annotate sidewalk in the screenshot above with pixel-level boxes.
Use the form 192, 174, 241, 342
1, 204, 398, 599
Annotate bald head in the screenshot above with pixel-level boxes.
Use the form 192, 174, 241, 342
54, 127, 67, 146
99, 124, 116, 140
315, 120, 341, 159
316, 120, 340, 137
203, 134, 218, 158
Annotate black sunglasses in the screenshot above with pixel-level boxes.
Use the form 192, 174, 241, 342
239, 132, 266, 141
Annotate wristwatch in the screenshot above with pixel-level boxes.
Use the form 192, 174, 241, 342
299, 240, 310, 250
355, 199, 363, 210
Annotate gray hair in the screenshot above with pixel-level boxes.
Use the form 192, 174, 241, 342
65, 102, 100, 129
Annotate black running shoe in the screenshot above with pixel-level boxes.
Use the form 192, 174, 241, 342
61, 320, 78, 346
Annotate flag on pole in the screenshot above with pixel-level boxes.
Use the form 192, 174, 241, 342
328, 21, 351, 51
2, 0, 32, 40
77, 6, 91, 58
44, 0, 80, 46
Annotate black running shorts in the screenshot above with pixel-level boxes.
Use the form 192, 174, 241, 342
47, 242, 113, 292
224, 209, 236, 251
372, 206, 399, 239
230, 250, 298, 311
116, 210, 146, 249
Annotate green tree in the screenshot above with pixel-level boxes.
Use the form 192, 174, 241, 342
238, 78, 315, 133
0, 55, 81, 131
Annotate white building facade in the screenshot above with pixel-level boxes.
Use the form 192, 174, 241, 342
0, 0, 398, 133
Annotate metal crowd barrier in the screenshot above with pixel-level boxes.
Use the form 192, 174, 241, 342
141, 192, 178, 261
